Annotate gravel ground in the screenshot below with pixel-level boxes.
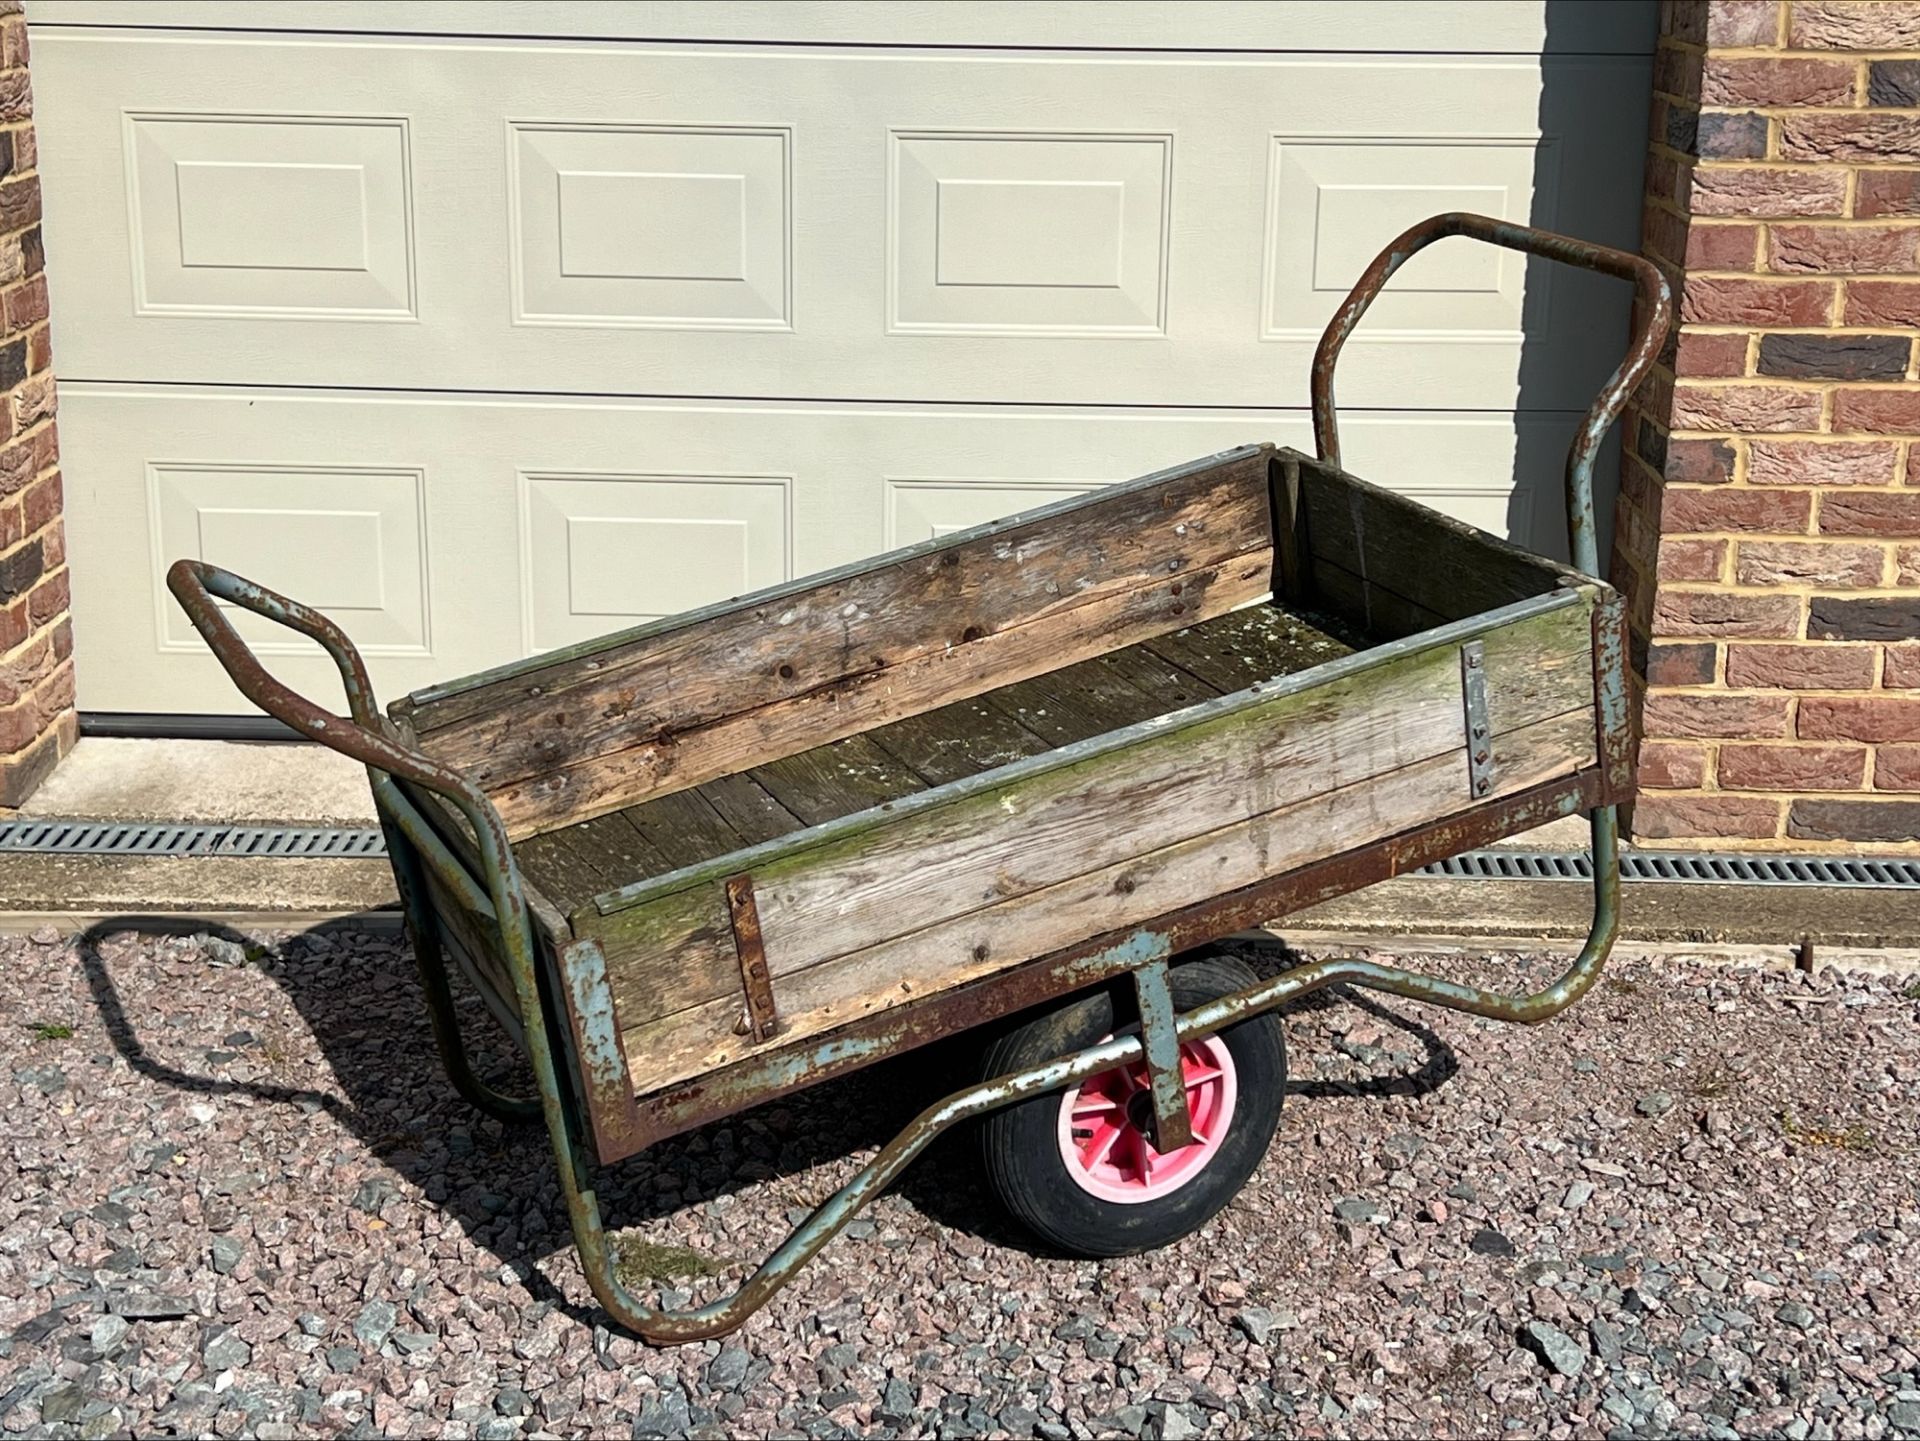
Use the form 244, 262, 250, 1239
2, 920, 1917, 1439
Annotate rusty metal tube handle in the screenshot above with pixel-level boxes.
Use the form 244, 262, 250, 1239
1310, 211, 1673, 579
168, 559, 398, 752
165, 560, 531, 945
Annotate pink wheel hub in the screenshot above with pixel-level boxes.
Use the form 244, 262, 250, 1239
1057, 1035, 1237, 1203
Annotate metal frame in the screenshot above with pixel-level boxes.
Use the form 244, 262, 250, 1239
164, 211, 1671, 1345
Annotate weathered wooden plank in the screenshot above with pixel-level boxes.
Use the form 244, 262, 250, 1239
1086, 645, 1221, 715
483, 546, 1273, 837
590, 595, 1596, 1035
516, 813, 673, 916
1295, 454, 1573, 628
865, 696, 1053, 788
618, 705, 1594, 1096
1143, 604, 1356, 693
418, 859, 516, 1007
1307, 556, 1448, 641
696, 774, 804, 847
619, 789, 748, 877
516, 603, 1324, 909
750, 734, 927, 827
408, 449, 1274, 786
984, 656, 1165, 747
748, 599, 1591, 978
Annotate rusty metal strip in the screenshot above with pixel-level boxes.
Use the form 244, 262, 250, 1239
624, 767, 1605, 1155
1460, 641, 1493, 799
556, 938, 646, 1160
725, 874, 780, 1043
1131, 959, 1194, 1152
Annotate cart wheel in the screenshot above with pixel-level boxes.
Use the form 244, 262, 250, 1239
979, 952, 1285, 1258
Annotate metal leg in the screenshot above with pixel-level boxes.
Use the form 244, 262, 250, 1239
1130, 959, 1194, 1152
380, 811, 542, 1126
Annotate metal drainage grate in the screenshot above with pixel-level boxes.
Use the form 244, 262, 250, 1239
1421, 849, 1920, 889
0, 820, 387, 859
0, 820, 1915, 889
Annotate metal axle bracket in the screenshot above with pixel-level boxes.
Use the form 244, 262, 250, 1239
1130, 959, 1194, 1153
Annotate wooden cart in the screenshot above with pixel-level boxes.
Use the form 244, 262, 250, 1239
169, 214, 1670, 1342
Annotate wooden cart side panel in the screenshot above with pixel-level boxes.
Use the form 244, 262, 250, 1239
588, 593, 1599, 1094
485, 547, 1271, 839
1280, 451, 1582, 638
406, 448, 1276, 830
620, 705, 1595, 1096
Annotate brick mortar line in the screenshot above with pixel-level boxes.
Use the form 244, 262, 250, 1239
1696, 107, 1920, 117
1670, 428, 1920, 440
1674, 378, 1920, 390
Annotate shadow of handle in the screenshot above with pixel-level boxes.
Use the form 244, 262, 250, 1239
1309, 211, 1675, 579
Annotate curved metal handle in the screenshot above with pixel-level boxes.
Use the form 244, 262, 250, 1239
1310, 211, 1674, 579
163, 560, 512, 850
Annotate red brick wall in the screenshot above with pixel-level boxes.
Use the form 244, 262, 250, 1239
1619, 0, 1920, 849
0, 3, 66, 807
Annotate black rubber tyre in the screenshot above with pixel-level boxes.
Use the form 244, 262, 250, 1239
978, 952, 1286, 1258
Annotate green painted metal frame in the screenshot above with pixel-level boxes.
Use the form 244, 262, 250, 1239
164, 211, 1670, 1344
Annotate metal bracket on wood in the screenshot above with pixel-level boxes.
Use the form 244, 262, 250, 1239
725, 874, 780, 1043
1461, 641, 1494, 799
1131, 959, 1194, 1153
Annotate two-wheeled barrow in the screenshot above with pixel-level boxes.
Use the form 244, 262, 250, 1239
169, 214, 1670, 1342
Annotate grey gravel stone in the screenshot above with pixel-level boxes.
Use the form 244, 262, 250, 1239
1147, 1401, 1200, 1440
1637, 1091, 1676, 1118
1521, 1320, 1587, 1378
349, 1178, 396, 1215
633, 1388, 692, 1438
208, 1236, 244, 1275
1332, 1197, 1386, 1225
351, 1299, 396, 1349
1590, 1316, 1623, 1364
39, 1381, 84, 1423
1470, 1227, 1516, 1257
705, 1347, 751, 1392
87, 1314, 128, 1357
201, 1327, 251, 1372
202, 936, 249, 968
1232, 1306, 1277, 1346
1777, 1301, 1816, 1331
12, 1065, 64, 1094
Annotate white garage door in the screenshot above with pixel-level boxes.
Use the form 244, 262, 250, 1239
33, 1, 1655, 716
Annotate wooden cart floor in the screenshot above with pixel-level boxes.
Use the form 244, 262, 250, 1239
516, 602, 1358, 914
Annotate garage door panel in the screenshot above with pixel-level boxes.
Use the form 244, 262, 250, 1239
126, 111, 416, 320
518, 470, 793, 652
65, 384, 1589, 713
37, 31, 1648, 411
150, 460, 430, 657
509, 121, 793, 331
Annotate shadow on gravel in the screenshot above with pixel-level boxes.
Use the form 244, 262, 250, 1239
74, 916, 1459, 1322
